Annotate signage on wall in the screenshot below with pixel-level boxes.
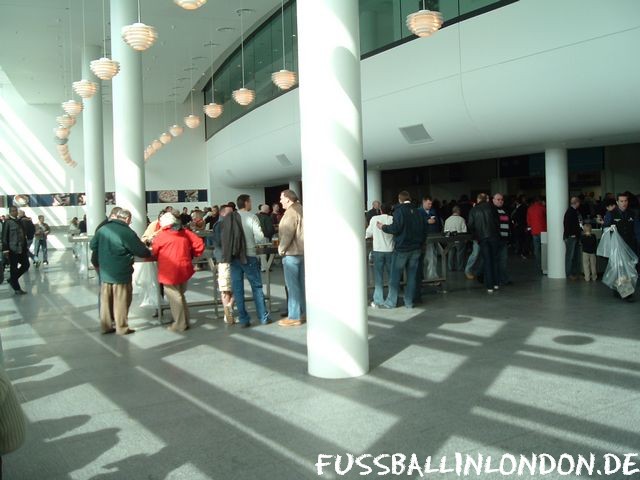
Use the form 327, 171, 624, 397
6, 190, 208, 209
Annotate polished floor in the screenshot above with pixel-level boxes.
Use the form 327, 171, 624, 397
1, 250, 639, 479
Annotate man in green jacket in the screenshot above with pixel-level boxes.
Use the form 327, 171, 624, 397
90, 209, 151, 335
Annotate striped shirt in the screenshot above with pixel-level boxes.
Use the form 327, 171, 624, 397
496, 208, 510, 239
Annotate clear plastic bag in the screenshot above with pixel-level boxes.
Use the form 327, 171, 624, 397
601, 226, 638, 298
133, 261, 160, 308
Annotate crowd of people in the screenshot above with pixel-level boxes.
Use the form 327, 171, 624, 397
365, 190, 640, 306
82, 189, 306, 335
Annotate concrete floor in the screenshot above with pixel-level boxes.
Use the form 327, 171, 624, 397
1, 251, 639, 479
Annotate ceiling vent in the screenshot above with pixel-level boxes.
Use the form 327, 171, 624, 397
276, 154, 293, 166
399, 124, 433, 144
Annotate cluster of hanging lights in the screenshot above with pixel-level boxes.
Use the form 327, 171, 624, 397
55, 0, 442, 168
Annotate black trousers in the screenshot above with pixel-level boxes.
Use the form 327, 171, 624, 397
8, 251, 29, 291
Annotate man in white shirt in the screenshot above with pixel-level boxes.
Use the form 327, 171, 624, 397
366, 203, 394, 307
443, 206, 468, 271
231, 194, 270, 327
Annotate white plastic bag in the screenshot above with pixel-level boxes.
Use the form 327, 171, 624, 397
133, 261, 160, 308
596, 227, 613, 258
601, 226, 638, 298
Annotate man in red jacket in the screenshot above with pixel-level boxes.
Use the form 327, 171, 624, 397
152, 211, 205, 332
526, 196, 547, 274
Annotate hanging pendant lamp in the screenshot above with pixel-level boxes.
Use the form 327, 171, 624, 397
203, 102, 223, 119
174, 0, 207, 10
74, 2, 98, 99
272, 0, 297, 90
151, 139, 163, 152
406, 1, 443, 38
184, 114, 201, 129
122, 0, 158, 51
169, 124, 184, 137
54, 126, 70, 140
73, 79, 98, 99
232, 9, 255, 106
159, 132, 173, 144
57, 114, 76, 128
203, 37, 223, 118
90, 0, 120, 80
62, 100, 83, 116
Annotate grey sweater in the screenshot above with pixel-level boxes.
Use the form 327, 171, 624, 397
0, 366, 26, 455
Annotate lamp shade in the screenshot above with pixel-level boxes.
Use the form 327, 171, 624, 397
57, 114, 76, 128
151, 139, 163, 152
62, 100, 83, 116
159, 132, 173, 144
54, 126, 70, 139
174, 0, 207, 10
271, 69, 297, 90
56, 144, 69, 155
169, 124, 184, 137
406, 10, 443, 37
184, 114, 201, 129
90, 57, 120, 80
232, 87, 255, 106
72, 79, 98, 99
122, 23, 158, 51
203, 102, 223, 119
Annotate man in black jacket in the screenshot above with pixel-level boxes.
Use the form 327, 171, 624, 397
1, 206, 29, 294
377, 191, 427, 308
468, 193, 500, 292
563, 197, 583, 280
604, 192, 637, 252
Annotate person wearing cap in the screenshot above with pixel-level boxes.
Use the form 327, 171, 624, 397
152, 210, 205, 332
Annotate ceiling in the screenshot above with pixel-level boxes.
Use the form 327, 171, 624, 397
0, 0, 281, 105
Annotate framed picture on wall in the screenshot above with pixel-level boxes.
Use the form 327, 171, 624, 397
52, 193, 71, 206
158, 190, 178, 203
11, 194, 30, 207
31, 194, 53, 207
105, 192, 116, 205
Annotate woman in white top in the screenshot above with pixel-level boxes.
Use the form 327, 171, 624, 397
365, 203, 394, 307
443, 206, 468, 271
68, 217, 81, 259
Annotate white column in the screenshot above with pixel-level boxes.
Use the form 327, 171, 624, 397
545, 148, 568, 279
366, 168, 382, 209
82, 45, 106, 233
110, 0, 146, 235
298, 0, 369, 379
288, 180, 301, 197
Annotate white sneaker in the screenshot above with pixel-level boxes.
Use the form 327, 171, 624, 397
494, 285, 499, 290
487, 289, 494, 293
370, 301, 380, 308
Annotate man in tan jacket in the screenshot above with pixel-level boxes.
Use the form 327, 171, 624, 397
277, 189, 305, 327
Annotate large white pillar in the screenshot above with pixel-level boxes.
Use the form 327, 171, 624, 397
366, 168, 382, 209
298, 0, 369, 378
110, 0, 146, 234
82, 45, 106, 233
545, 148, 568, 279
288, 180, 301, 197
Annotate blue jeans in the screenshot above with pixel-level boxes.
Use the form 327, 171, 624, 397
465, 241, 483, 275
479, 237, 499, 289
35, 238, 48, 262
282, 255, 306, 320
532, 235, 542, 273
564, 237, 581, 277
384, 249, 421, 308
496, 240, 510, 285
231, 256, 270, 325
371, 251, 392, 305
